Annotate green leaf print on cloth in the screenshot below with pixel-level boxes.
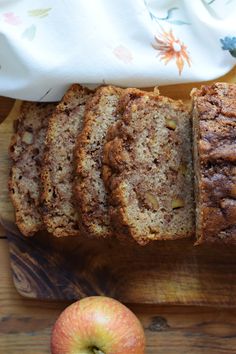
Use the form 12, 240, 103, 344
28, 8, 52, 18
21, 8, 52, 41
22, 24, 36, 41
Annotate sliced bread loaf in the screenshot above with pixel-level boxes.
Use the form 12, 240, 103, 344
41, 85, 93, 237
192, 83, 236, 245
103, 90, 194, 245
9, 102, 56, 236
74, 85, 123, 238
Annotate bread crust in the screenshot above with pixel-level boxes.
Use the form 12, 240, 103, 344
192, 83, 236, 245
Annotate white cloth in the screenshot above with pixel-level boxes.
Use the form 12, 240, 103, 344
0, 0, 235, 101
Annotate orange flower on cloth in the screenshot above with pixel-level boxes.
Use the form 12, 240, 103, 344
152, 29, 191, 75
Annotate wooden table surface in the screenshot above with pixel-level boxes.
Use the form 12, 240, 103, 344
1, 96, 236, 354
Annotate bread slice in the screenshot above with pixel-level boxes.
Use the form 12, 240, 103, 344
192, 83, 236, 245
103, 90, 194, 245
9, 102, 56, 236
41, 84, 93, 237
74, 86, 123, 238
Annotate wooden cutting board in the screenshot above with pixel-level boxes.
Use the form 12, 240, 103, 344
1, 69, 236, 305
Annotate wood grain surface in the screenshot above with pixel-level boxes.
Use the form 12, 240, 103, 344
3, 219, 236, 305
1, 238, 236, 353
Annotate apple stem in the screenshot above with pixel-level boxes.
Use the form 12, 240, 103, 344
93, 348, 105, 354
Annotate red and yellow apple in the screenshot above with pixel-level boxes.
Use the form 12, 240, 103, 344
51, 296, 145, 354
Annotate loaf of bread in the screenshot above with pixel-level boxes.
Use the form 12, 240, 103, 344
9, 102, 56, 236
103, 89, 195, 245
192, 83, 236, 244
41, 84, 93, 237
12, 82, 235, 246
74, 86, 122, 238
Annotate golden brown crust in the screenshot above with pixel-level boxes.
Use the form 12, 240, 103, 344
192, 82, 236, 245
74, 85, 123, 238
41, 84, 93, 237
103, 90, 194, 245
9, 102, 56, 236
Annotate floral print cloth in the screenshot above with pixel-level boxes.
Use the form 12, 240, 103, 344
0, 0, 235, 101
